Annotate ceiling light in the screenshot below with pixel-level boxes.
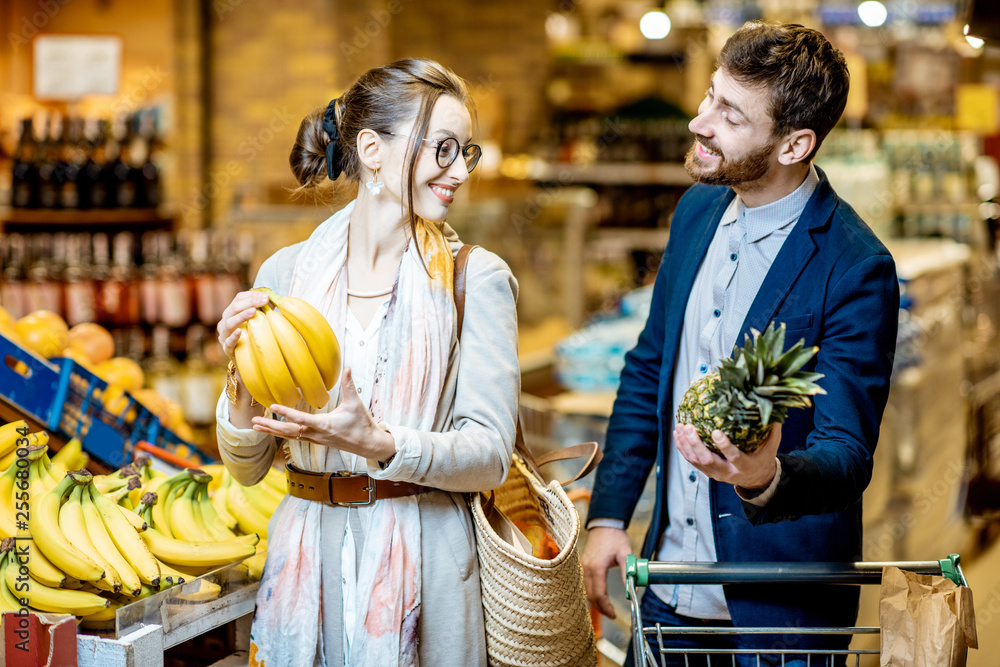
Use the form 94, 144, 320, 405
640, 11, 671, 40
964, 24, 985, 49
857, 1, 887, 28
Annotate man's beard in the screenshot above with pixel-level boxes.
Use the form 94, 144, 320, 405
684, 136, 775, 188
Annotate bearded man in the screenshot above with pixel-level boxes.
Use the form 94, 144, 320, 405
581, 21, 899, 667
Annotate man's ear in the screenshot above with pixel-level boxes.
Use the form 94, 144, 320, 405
777, 129, 816, 166
356, 128, 382, 171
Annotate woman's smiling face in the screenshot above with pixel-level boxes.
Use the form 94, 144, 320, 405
382, 94, 473, 223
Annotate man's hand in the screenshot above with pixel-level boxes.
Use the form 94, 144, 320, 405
581, 527, 633, 619
673, 423, 782, 491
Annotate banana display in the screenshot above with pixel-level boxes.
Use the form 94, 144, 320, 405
0, 422, 286, 625
234, 287, 341, 410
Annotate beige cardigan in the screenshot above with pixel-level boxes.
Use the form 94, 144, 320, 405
215, 227, 519, 666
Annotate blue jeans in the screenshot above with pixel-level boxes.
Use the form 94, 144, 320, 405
625, 590, 844, 667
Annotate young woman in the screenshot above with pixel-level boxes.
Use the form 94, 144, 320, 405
215, 58, 519, 666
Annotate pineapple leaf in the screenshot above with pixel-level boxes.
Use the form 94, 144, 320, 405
757, 330, 770, 366
770, 322, 787, 360
782, 344, 819, 376
756, 395, 773, 425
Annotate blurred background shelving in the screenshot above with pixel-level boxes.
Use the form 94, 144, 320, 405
2, 0, 1000, 663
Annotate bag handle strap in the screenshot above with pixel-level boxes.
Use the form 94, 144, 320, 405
453, 244, 603, 488
454, 244, 477, 341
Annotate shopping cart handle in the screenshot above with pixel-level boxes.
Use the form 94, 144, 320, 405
624, 557, 966, 587
626, 555, 649, 591
940, 554, 965, 586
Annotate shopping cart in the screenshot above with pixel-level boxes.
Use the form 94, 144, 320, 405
625, 553, 966, 666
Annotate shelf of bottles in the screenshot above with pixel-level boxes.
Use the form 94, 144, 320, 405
0, 228, 253, 435
530, 110, 694, 230
5, 109, 168, 227
817, 129, 984, 244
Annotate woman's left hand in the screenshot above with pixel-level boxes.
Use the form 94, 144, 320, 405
251, 367, 397, 463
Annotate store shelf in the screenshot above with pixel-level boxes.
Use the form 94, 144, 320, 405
590, 227, 671, 252
114, 562, 257, 648
0, 206, 176, 231
77, 562, 259, 667
530, 161, 692, 186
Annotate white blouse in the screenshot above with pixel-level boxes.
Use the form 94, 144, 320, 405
340, 297, 389, 662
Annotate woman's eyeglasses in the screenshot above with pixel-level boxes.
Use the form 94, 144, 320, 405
384, 132, 482, 173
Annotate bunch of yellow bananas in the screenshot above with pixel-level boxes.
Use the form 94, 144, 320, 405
0, 420, 62, 471
134, 469, 259, 579
234, 288, 341, 410
0, 428, 87, 539
0, 447, 165, 618
200, 463, 284, 580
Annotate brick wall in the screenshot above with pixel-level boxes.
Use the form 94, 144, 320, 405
1, 0, 552, 226
200, 0, 550, 222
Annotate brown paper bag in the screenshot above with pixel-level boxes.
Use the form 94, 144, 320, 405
880, 566, 978, 666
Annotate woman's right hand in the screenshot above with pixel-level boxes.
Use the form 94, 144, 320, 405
217, 290, 271, 362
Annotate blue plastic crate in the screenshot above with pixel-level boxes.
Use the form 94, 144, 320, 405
1, 332, 215, 469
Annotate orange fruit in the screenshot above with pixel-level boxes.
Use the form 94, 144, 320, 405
94, 357, 145, 393
0, 318, 24, 346
67, 323, 115, 365
58, 346, 95, 371
14, 312, 69, 358
20, 310, 68, 335
172, 421, 195, 444
100, 384, 138, 423
133, 389, 171, 423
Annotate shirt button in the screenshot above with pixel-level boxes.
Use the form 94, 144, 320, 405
699, 364, 708, 374
713, 308, 721, 318
359, 340, 365, 347
357, 386, 363, 394
686, 518, 694, 526
730, 253, 738, 261
689, 472, 696, 482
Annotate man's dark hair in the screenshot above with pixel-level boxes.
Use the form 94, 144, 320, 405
718, 22, 849, 160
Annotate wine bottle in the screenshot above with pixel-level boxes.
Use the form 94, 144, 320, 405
59, 116, 86, 209
37, 113, 62, 209
85, 119, 112, 209
11, 118, 41, 209
113, 115, 138, 208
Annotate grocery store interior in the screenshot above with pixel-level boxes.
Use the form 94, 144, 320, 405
2, 0, 1000, 664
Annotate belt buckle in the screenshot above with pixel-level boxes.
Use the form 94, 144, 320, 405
329, 470, 377, 506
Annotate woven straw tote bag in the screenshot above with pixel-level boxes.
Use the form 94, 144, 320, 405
471, 435, 602, 666
453, 245, 603, 666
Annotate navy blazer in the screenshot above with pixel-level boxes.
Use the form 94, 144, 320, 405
589, 167, 899, 634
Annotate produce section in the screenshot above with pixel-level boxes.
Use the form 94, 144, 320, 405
0, 420, 283, 664
0, 305, 210, 468
2, 0, 1000, 664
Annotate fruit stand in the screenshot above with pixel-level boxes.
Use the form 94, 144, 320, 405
76, 562, 259, 667
0, 332, 214, 469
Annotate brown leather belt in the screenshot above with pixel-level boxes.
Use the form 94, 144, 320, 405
286, 462, 433, 505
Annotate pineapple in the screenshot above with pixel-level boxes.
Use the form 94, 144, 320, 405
676, 322, 826, 454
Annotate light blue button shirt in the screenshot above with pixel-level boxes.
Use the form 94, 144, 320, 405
651, 164, 820, 619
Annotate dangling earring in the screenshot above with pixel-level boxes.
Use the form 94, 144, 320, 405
366, 167, 383, 196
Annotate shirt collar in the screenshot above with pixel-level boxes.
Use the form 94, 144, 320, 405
720, 164, 820, 243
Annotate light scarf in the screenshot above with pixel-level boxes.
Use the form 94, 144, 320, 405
248, 199, 456, 667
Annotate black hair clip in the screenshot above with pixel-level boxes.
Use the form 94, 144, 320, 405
323, 98, 342, 181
